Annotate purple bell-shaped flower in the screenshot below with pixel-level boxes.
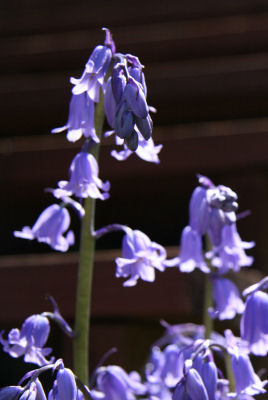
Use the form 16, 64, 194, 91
115, 228, 167, 286
0, 314, 52, 366
14, 204, 74, 252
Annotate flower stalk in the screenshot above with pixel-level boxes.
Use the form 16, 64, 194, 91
73, 93, 105, 383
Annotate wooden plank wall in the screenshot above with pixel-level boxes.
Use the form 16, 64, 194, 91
0, 0, 268, 385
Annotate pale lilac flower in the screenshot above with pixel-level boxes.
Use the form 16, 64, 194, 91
70, 30, 113, 102
0, 315, 52, 366
240, 289, 268, 356
51, 93, 99, 143
53, 151, 110, 200
110, 133, 162, 164
14, 204, 74, 252
115, 228, 167, 286
91, 365, 146, 400
178, 226, 209, 273
145, 345, 184, 395
210, 224, 254, 273
209, 277, 244, 320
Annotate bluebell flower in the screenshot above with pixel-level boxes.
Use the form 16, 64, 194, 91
192, 355, 218, 400
91, 365, 146, 400
146, 345, 184, 390
14, 204, 74, 252
109, 131, 162, 164
0, 386, 24, 400
210, 224, 254, 273
53, 151, 110, 201
173, 360, 209, 400
209, 276, 244, 320
0, 314, 52, 366
231, 352, 267, 396
70, 30, 113, 102
54, 366, 77, 400
103, 54, 156, 152
189, 187, 211, 235
178, 226, 209, 273
115, 228, 167, 286
240, 289, 268, 356
52, 93, 99, 143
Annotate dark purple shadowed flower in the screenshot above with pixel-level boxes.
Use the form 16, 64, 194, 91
209, 276, 244, 320
52, 93, 99, 143
178, 226, 209, 273
0, 386, 24, 400
91, 365, 146, 400
14, 204, 74, 252
240, 289, 268, 356
192, 355, 218, 400
53, 151, 110, 201
173, 360, 209, 400
103, 54, 157, 153
0, 315, 53, 366
115, 228, 167, 286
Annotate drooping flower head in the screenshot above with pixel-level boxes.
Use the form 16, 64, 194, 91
103, 52, 159, 156
166, 175, 254, 274
115, 228, 167, 286
14, 204, 75, 252
52, 29, 114, 143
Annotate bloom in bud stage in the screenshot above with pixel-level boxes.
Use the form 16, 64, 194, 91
53, 151, 110, 201
103, 54, 155, 152
115, 228, 167, 286
209, 276, 244, 320
173, 360, 209, 400
14, 204, 74, 252
240, 289, 268, 356
0, 315, 52, 366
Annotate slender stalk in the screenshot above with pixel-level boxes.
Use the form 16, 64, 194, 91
224, 352, 236, 393
73, 93, 105, 383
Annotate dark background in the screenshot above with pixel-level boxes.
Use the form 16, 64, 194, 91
0, 0, 267, 393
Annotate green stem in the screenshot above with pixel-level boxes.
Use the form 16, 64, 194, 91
73, 93, 105, 383
224, 352, 236, 393
203, 274, 213, 339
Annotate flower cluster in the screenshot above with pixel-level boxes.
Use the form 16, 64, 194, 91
4, 27, 268, 400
